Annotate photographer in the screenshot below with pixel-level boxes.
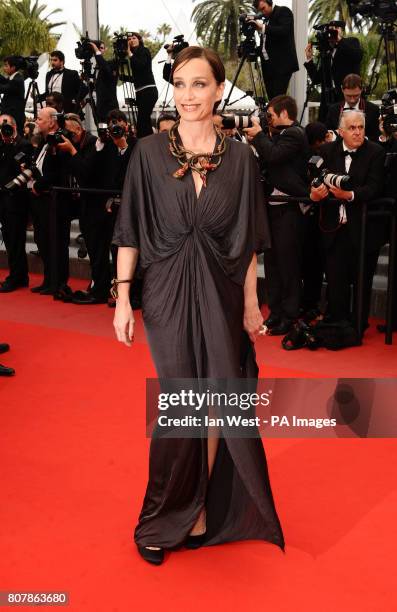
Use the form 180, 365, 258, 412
0, 56, 25, 134
162, 36, 188, 83
42, 51, 81, 113
30, 107, 72, 295
244, 95, 311, 335
251, 0, 299, 99
107, 109, 137, 146
304, 22, 363, 121
127, 32, 158, 137
0, 114, 32, 292
310, 110, 385, 333
157, 112, 177, 133
326, 74, 380, 142
88, 41, 119, 122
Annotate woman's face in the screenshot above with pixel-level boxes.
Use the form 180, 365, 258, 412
173, 58, 225, 124
129, 35, 140, 48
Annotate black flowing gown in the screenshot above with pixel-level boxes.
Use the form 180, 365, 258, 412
113, 131, 285, 551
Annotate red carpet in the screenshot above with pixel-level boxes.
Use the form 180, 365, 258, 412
1, 274, 396, 611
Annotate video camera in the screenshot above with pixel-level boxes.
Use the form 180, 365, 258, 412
239, 12, 265, 38
14, 55, 39, 80
347, 0, 397, 22
164, 34, 189, 60
380, 89, 397, 135
308, 155, 353, 191
112, 32, 133, 61
312, 21, 345, 51
75, 32, 97, 61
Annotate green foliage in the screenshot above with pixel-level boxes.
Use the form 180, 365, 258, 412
308, 0, 374, 32
192, 0, 253, 60
0, 0, 60, 57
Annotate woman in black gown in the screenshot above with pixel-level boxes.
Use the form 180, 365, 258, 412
112, 46, 284, 565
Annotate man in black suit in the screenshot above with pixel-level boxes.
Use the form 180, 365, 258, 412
244, 95, 311, 335
304, 24, 363, 121
42, 51, 81, 114
0, 114, 32, 292
88, 41, 119, 122
326, 74, 380, 142
252, 0, 299, 100
0, 56, 25, 134
310, 110, 385, 331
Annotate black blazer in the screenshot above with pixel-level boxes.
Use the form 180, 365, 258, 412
44, 68, 82, 112
93, 55, 119, 121
304, 37, 363, 94
318, 138, 385, 248
325, 99, 380, 142
252, 123, 310, 198
0, 73, 25, 133
260, 5, 299, 75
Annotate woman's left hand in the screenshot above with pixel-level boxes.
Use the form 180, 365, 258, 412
244, 305, 264, 343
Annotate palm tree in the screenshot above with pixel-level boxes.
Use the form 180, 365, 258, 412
192, 0, 253, 60
157, 23, 172, 43
0, 0, 58, 56
7, 0, 65, 32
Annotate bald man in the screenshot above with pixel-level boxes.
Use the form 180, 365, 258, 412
30, 107, 72, 296
310, 110, 385, 334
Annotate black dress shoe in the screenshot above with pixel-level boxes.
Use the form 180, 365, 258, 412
268, 320, 293, 336
39, 286, 55, 295
0, 363, 15, 376
72, 293, 108, 305
0, 280, 29, 292
185, 532, 206, 550
31, 284, 50, 294
137, 546, 164, 565
0, 343, 10, 354
53, 285, 74, 302
264, 314, 281, 329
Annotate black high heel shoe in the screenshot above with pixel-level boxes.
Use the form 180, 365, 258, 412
185, 532, 206, 550
137, 545, 164, 565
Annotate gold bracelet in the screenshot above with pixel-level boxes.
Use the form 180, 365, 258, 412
110, 278, 133, 299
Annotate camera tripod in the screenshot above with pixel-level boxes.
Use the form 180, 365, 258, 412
222, 39, 268, 114
78, 59, 99, 126
368, 21, 397, 94
24, 78, 42, 119
117, 58, 138, 130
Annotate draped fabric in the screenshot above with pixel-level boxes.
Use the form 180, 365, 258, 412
113, 132, 284, 551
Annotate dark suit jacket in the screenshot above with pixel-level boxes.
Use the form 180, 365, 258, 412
260, 5, 299, 75
44, 68, 82, 112
0, 73, 25, 133
252, 122, 310, 198
318, 138, 385, 248
325, 99, 380, 142
93, 55, 119, 122
304, 37, 363, 95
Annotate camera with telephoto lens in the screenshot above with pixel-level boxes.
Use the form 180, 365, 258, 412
312, 21, 345, 51
164, 34, 189, 60
308, 155, 353, 190
4, 151, 39, 191
0, 119, 14, 138
380, 89, 397, 136
221, 109, 268, 132
75, 32, 96, 61
347, 0, 397, 22
112, 32, 132, 60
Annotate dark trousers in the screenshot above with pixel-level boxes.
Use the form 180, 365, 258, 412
261, 63, 292, 100
323, 226, 379, 327
30, 193, 71, 287
80, 203, 115, 298
0, 195, 29, 284
136, 87, 158, 138
264, 204, 303, 320
302, 209, 325, 312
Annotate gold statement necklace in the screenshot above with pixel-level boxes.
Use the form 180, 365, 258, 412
168, 120, 227, 187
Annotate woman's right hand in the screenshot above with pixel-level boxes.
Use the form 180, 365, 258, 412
113, 300, 135, 347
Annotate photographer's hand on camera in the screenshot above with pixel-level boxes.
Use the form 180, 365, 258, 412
243, 116, 263, 141
310, 183, 329, 201
56, 135, 77, 156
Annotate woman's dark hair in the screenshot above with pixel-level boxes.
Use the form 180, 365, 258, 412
129, 32, 144, 47
171, 46, 225, 85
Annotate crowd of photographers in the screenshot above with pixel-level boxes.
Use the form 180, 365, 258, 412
1, 0, 397, 373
